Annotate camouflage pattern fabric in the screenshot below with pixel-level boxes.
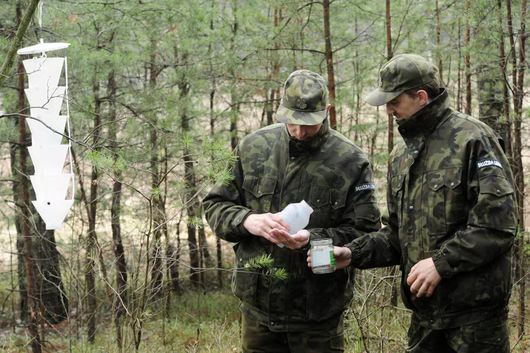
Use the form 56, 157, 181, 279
241, 303, 344, 353
365, 54, 440, 106
406, 314, 509, 353
203, 119, 381, 332
276, 69, 328, 125
347, 89, 517, 328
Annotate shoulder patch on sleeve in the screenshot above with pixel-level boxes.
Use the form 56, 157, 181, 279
477, 159, 503, 170
355, 183, 376, 192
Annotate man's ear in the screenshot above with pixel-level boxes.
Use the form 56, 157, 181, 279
417, 90, 429, 105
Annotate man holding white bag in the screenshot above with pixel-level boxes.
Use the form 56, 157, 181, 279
204, 69, 380, 353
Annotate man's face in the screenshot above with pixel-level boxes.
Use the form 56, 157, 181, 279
386, 92, 425, 122
286, 123, 322, 141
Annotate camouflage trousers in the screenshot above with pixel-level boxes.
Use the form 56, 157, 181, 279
241, 308, 344, 353
406, 315, 510, 353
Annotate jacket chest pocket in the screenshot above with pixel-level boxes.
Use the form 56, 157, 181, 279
425, 168, 464, 242
307, 184, 347, 227
242, 176, 277, 212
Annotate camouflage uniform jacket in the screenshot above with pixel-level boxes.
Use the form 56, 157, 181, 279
203, 121, 381, 331
347, 89, 517, 329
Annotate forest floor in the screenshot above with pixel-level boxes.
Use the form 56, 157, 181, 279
0, 289, 528, 353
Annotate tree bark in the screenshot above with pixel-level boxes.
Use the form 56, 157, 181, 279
323, 0, 336, 129
207, 1, 222, 288
86, 69, 102, 344
0, 0, 40, 88
385, 0, 399, 307
107, 68, 128, 349
435, 0, 443, 83
464, 0, 472, 115
497, 0, 512, 159
456, 18, 462, 112
148, 39, 167, 297
385, 0, 394, 156
229, 0, 239, 150
17, 3, 41, 350
507, 0, 527, 337
178, 51, 201, 286
33, 222, 68, 325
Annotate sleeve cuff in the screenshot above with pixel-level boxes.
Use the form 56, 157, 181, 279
432, 251, 453, 279
345, 241, 362, 267
233, 209, 254, 237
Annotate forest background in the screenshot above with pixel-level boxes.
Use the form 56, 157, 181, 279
0, 0, 528, 352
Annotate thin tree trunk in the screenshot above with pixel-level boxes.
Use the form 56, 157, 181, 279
385, 0, 394, 156
435, 0, 443, 83
497, 0, 512, 159
17, 4, 41, 350
148, 39, 166, 297
184, 140, 200, 287
208, 0, 216, 137
0, 0, 40, 87
169, 212, 183, 293
385, 0, 399, 307
456, 18, 462, 112
207, 1, 222, 288
176, 50, 200, 286
352, 17, 361, 144
464, 0, 472, 115
323, 0, 336, 129
107, 68, 128, 350
507, 0, 527, 337
86, 70, 102, 344
10, 108, 26, 324
229, 0, 239, 150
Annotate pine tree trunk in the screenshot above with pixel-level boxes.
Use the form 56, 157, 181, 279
229, 0, 239, 150
177, 51, 200, 286
385, 0, 399, 307
0, 0, 40, 88
385, 0, 394, 156
507, 0, 527, 337
464, 0, 472, 115
497, 0, 512, 159
323, 0, 337, 129
10, 112, 26, 322
148, 40, 167, 297
207, 4, 222, 288
86, 71, 102, 344
33, 221, 68, 324
456, 18, 463, 112
107, 68, 128, 349
435, 0, 443, 83
16, 4, 41, 349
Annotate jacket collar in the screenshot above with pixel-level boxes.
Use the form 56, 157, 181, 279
286, 119, 330, 156
397, 89, 450, 139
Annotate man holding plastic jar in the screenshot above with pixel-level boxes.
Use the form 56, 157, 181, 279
204, 69, 381, 353
309, 54, 517, 353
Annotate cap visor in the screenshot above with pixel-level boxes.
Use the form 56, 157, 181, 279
364, 88, 402, 106
276, 106, 326, 125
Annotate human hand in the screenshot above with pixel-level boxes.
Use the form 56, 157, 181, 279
243, 213, 289, 244
307, 246, 352, 270
269, 229, 309, 249
406, 257, 442, 298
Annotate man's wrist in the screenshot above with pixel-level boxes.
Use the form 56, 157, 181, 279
345, 242, 360, 267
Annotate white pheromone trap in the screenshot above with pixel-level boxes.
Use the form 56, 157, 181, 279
17, 41, 75, 230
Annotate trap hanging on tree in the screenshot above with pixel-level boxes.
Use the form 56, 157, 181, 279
17, 3, 74, 230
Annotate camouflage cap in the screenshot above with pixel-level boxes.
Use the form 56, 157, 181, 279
365, 54, 439, 106
276, 69, 328, 125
